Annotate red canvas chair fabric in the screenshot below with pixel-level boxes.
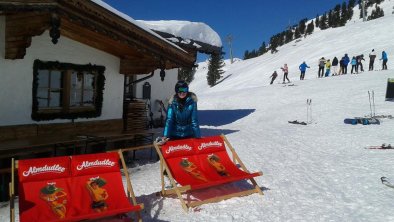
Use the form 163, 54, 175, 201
155, 134, 263, 211
12, 152, 143, 222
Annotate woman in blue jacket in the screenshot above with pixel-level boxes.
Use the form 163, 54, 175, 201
380, 51, 388, 70
162, 80, 201, 141
351, 56, 357, 74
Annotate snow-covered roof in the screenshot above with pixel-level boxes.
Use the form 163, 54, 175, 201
91, 0, 221, 53
137, 20, 222, 48
90, 0, 185, 52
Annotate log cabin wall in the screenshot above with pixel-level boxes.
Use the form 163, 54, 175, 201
0, 119, 123, 141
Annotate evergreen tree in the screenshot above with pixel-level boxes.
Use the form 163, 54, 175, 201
243, 50, 250, 60
328, 10, 334, 27
340, 1, 348, 26
294, 27, 301, 39
258, 41, 267, 56
285, 29, 293, 43
279, 31, 286, 46
206, 52, 225, 87
178, 67, 196, 84
315, 14, 320, 28
305, 20, 315, 35
269, 34, 280, 53
348, 0, 356, 20
368, 5, 385, 20
298, 18, 307, 34
319, 13, 329, 30
333, 4, 341, 27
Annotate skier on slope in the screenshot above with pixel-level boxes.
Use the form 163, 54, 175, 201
281, 64, 290, 84
380, 51, 388, 70
331, 57, 339, 76
318, 57, 326, 78
299, 61, 310, 80
343, 53, 350, 74
270, 71, 278, 85
369, 49, 377, 71
325, 59, 331, 77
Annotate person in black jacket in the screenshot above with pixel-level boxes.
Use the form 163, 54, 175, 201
332, 57, 339, 75
270, 71, 278, 84
356, 54, 365, 72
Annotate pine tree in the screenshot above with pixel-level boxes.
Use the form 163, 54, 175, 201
340, 1, 348, 26
285, 29, 293, 43
333, 4, 341, 27
298, 18, 307, 34
319, 13, 328, 30
348, 0, 356, 20
328, 10, 334, 27
178, 67, 196, 84
206, 52, 225, 87
258, 41, 267, 56
294, 27, 301, 39
305, 20, 314, 35
368, 5, 385, 20
243, 50, 250, 60
315, 14, 320, 28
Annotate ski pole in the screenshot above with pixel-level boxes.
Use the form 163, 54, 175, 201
310, 99, 312, 124
368, 91, 373, 118
307, 99, 309, 123
372, 90, 376, 117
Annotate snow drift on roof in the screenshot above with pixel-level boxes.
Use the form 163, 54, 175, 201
138, 20, 222, 48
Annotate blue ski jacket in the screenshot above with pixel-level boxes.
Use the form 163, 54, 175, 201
163, 93, 201, 139
381, 51, 388, 60
299, 62, 310, 72
344, 54, 350, 65
351, 58, 357, 65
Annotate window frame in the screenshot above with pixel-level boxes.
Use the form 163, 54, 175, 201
32, 60, 106, 121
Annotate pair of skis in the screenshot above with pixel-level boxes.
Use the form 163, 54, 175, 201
306, 99, 312, 124
366, 144, 393, 149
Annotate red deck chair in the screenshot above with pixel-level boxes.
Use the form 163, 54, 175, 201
154, 134, 263, 211
10, 151, 143, 222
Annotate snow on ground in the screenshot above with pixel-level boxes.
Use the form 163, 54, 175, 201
1, 2, 394, 222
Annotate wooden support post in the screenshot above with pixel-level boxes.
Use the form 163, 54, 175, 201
154, 142, 189, 212
118, 150, 143, 222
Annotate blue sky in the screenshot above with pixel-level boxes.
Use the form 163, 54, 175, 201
103, 0, 348, 61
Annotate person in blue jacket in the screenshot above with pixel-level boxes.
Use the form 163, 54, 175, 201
162, 80, 201, 141
343, 53, 350, 74
351, 56, 357, 74
380, 51, 388, 70
299, 61, 310, 80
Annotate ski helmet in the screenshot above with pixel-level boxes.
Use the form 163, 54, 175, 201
175, 80, 189, 93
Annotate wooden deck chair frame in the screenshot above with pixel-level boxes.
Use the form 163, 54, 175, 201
9, 150, 143, 222
154, 134, 263, 212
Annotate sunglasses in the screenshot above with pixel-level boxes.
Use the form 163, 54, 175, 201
177, 87, 188, 93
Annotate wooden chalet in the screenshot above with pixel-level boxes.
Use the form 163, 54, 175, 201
0, 0, 221, 200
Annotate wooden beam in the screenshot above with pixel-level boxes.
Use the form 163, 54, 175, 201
5, 12, 50, 59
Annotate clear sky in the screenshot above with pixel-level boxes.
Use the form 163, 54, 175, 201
102, 0, 348, 61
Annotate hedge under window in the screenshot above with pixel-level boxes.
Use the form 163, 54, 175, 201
32, 60, 106, 121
